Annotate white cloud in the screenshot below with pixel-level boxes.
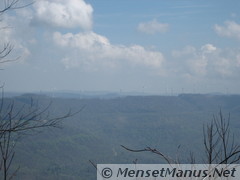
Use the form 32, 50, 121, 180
171, 44, 240, 78
1, 0, 165, 72
214, 21, 240, 40
53, 31, 165, 70
33, 0, 93, 30
201, 44, 217, 54
137, 19, 169, 35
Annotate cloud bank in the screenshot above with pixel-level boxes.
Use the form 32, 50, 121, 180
1, 0, 240, 93
53, 31, 165, 70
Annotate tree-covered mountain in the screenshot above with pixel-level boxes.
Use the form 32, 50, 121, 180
2, 93, 240, 180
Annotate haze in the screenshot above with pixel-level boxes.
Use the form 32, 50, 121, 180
1, 0, 240, 94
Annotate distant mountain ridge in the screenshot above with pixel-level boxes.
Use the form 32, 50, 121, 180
4, 90, 240, 99
1, 93, 240, 179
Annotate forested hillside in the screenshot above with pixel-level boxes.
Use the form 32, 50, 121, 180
2, 93, 240, 180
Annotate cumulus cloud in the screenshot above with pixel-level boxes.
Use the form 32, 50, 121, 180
171, 44, 240, 78
137, 19, 169, 35
201, 44, 217, 54
1, 0, 165, 73
33, 0, 93, 30
53, 31, 165, 70
214, 21, 240, 40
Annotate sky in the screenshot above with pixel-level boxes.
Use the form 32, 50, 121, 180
1, 0, 240, 94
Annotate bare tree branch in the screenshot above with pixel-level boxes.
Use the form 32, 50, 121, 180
0, 93, 82, 179
0, 0, 34, 14
121, 145, 174, 164
121, 110, 240, 166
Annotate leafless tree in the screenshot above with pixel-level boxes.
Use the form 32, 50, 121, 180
0, 91, 79, 180
0, 0, 33, 14
0, 0, 33, 65
0, 1, 80, 179
0, 0, 29, 66
203, 110, 240, 165
122, 110, 240, 165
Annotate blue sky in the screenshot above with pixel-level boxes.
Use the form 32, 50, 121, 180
1, 0, 240, 94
